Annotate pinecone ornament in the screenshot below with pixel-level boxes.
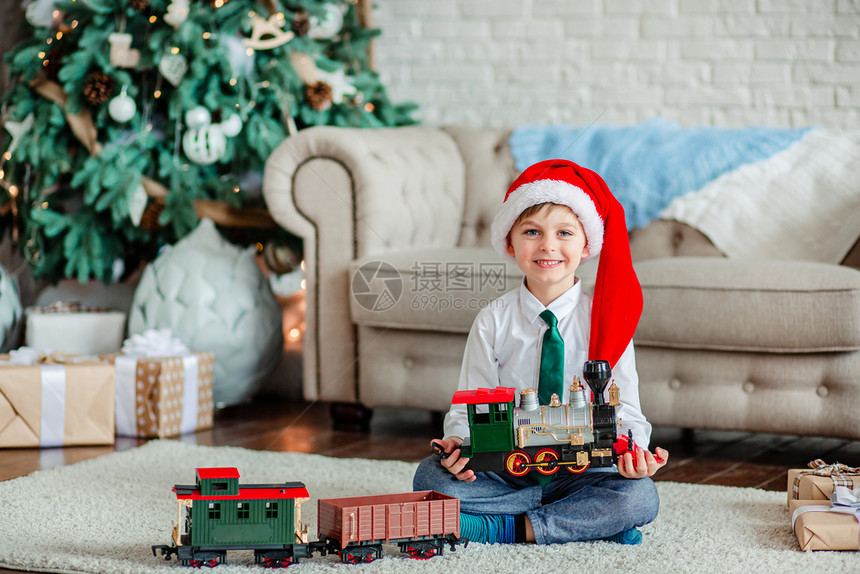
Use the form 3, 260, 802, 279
292, 12, 310, 37
128, 219, 284, 407
83, 71, 115, 105
140, 200, 164, 231
305, 81, 333, 111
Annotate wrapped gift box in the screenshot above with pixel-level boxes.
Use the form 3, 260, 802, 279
109, 352, 215, 438
0, 352, 115, 447
790, 499, 860, 551
787, 462, 860, 505
26, 302, 126, 355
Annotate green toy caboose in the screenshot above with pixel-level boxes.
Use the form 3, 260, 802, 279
157, 467, 311, 567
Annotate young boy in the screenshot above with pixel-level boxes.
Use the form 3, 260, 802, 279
413, 159, 669, 545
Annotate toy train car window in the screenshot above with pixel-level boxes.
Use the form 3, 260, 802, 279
494, 403, 509, 423
265, 502, 278, 519
208, 502, 221, 519
212, 481, 229, 492
237, 502, 250, 519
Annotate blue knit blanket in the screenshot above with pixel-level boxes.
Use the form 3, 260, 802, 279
509, 118, 812, 229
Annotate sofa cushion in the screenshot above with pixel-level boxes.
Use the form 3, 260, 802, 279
635, 257, 860, 353
349, 248, 524, 333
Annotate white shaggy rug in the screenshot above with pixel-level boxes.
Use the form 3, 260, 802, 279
0, 440, 857, 574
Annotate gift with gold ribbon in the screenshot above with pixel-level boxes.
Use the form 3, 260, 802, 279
107, 330, 214, 438
787, 459, 860, 506
0, 348, 115, 447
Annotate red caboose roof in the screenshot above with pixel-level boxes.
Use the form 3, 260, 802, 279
173, 484, 310, 500
196, 467, 241, 480
452, 387, 516, 405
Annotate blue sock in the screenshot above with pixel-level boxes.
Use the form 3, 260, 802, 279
604, 527, 642, 545
460, 513, 517, 544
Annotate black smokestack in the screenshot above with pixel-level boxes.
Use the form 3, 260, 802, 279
582, 360, 611, 406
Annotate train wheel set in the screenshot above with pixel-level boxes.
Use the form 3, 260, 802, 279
503, 448, 591, 477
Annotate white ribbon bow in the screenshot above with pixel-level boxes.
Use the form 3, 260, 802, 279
121, 329, 190, 358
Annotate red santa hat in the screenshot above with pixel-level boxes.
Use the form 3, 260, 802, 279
490, 159, 643, 368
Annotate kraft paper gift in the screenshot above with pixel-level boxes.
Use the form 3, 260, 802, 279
787, 460, 860, 506
790, 499, 860, 551
0, 349, 115, 447
109, 330, 214, 438
25, 302, 126, 355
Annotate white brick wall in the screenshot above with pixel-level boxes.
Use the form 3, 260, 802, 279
371, 0, 860, 128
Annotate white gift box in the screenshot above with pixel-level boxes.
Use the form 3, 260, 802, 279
25, 303, 127, 355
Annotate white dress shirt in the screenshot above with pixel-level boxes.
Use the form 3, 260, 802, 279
443, 279, 652, 448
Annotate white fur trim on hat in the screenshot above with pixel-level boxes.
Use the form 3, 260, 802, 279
490, 179, 605, 262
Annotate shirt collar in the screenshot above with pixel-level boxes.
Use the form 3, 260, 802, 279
518, 278, 583, 324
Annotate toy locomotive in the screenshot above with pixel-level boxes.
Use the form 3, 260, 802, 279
436, 360, 649, 476
152, 467, 465, 568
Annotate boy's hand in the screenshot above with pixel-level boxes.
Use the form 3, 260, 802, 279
617, 447, 669, 479
430, 438, 476, 482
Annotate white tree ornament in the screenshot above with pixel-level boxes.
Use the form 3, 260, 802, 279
108, 33, 140, 68
0, 264, 23, 352
308, 4, 344, 39
158, 52, 188, 86
128, 219, 284, 407
316, 67, 356, 104
182, 124, 226, 165
164, 0, 190, 28
108, 88, 136, 123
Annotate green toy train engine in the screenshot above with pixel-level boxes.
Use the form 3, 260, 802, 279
437, 360, 644, 477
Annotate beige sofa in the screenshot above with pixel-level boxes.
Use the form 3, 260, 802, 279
263, 125, 860, 438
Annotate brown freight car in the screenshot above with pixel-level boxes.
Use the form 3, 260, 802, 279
316, 490, 465, 563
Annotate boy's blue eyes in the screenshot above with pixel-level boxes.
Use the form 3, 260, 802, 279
523, 229, 573, 236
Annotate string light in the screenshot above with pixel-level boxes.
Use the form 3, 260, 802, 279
46, 38, 52, 44
256, 242, 263, 252
71, 20, 78, 28
233, 186, 240, 193
364, 103, 375, 112
300, 279, 306, 290
202, 32, 211, 39
245, 47, 254, 57
288, 328, 301, 340
38, 51, 46, 59
3, 152, 11, 161
8, 186, 18, 197
229, 78, 237, 86
149, 15, 157, 23
261, 81, 270, 88
56, 31, 63, 40
41, 201, 49, 209
153, 90, 162, 98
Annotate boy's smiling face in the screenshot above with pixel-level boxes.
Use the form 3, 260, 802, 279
506, 203, 590, 306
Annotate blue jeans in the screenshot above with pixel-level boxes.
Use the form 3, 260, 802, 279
412, 456, 659, 545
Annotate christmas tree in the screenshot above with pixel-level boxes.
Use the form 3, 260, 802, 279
0, 0, 416, 283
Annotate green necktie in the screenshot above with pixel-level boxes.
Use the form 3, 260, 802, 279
538, 309, 564, 405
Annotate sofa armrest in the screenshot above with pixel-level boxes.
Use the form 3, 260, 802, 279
262, 126, 465, 404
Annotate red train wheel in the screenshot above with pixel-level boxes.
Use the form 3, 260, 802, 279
566, 460, 590, 473
504, 450, 531, 477
260, 557, 292, 568
406, 546, 436, 560
534, 448, 560, 475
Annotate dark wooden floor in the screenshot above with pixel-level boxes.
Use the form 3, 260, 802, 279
2, 397, 859, 574
4, 395, 859, 490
